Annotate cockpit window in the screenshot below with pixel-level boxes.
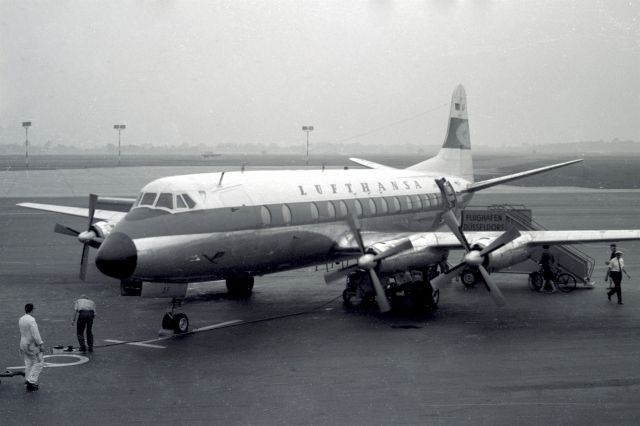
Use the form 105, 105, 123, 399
140, 192, 157, 206
182, 193, 196, 209
155, 193, 173, 209
176, 195, 187, 209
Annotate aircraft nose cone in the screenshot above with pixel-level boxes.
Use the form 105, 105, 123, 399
96, 232, 137, 279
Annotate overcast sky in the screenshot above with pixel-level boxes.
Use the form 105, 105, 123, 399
0, 0, 638, 151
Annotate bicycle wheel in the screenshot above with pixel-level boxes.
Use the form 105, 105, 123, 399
556, 273, 577, 293
529, 272, 543, 292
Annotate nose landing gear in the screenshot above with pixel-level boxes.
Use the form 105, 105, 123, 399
161, 298, 189, 334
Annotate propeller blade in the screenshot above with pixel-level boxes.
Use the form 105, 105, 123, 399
87, 193, 98, 230
442, 210, 470, 251
371, 239, 413, 262
54, 223, 80, 237
346, 214, 366, 253
323, 264, 358, 284
368, 269, 391, 313
477, 265, 506, 307
79, 244, 90, 281
429, 262, 466, 290
478, 227, 521, 257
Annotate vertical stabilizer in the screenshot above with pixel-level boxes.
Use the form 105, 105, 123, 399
406, 84, 474, 182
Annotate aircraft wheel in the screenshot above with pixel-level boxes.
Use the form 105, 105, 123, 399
461, 269, 477, 288
431, 289, 440, 308
342, 289, 356, 307
173, 313, 189, 334
226, 275, 254, 298
162, 313, 174, 330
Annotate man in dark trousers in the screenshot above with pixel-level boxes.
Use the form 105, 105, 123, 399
607, 251, 631, 304
540, 245, 556, 292
72, 295, 96, 353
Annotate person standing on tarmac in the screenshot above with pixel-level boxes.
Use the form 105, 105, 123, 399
72, 295, 96, 353
606, 244, 617, 288
607, 251, 631, 305
19, 303, 45, 392
540, 245, 556, 292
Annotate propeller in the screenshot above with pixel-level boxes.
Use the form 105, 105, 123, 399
54, 193, 100, 281
431, 210, 521, 306
324, 215, 413, 313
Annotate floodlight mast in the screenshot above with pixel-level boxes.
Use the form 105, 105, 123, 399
113, 124, 126, 166
302, 125, 314, 166
22, 121, 31, 170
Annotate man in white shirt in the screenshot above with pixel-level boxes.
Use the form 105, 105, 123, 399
72, 295, 96, 353
607, 251, 631, 305
19, 303, 45, 391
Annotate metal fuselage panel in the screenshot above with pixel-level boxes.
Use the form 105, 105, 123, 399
106, 169, 474, 283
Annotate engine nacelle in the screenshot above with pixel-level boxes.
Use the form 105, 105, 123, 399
91, 220, 116, 239
483, 234, 534, 272
375, 245, 448, 275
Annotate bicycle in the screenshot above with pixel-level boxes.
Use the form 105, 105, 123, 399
528, 267, 577, 293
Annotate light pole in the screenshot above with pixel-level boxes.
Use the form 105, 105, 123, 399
302, 125, 314, 166
22, 121, 31, 170
113, 124, 126, 166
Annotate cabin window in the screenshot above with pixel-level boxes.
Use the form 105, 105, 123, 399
261, 206, 272, 226
337, 200, 348, 218
156, 193, 173, 209
377, 197, 388, 214
310, 202, 319, 221
411, 195, 422, 210
387, 196, 400, 213
282, 204, 292, 225
419, 194, 430, 208
354, 199, 363, 217
366, 198, 376, 216
404, 196, 412, 210
455, 103, 460, 111
182, 194, 196, 209
176, 195, 187, 209
140, 192, 157, 206
327, 201, 336, 219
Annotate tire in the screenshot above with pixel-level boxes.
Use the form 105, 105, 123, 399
226, 275, 254, 298
342, 289, 356, 307
461, 269, 477, 288
556, 273, 577, 293
162, 313, 174, 330
172, 313, 189, 334
528, 272, 543, 292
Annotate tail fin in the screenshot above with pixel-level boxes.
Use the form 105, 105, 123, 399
406, 84, 473, 182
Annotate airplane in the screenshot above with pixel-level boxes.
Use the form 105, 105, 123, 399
18, 85, 640, 334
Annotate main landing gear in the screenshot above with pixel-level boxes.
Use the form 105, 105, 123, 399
343, 268, 440, 313
162, 298, 189, 334
226, 274, 254, 298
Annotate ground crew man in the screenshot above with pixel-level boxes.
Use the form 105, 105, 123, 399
72, 295, 96, 353
19, 303, 45, 391
540, 245, 556, 292
607, 251, 631, 304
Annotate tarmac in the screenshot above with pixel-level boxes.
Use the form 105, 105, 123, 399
1, 166, 640, 425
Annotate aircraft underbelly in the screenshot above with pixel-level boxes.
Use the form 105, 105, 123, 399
133, 228, 340, 282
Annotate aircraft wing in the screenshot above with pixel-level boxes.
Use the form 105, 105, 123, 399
348, 158, 395, 170
464, 159, 583, 193
344, 229, 640, 253
17, 202, 126, 222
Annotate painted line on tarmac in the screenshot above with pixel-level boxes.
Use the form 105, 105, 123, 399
7, 354, 90, 370
102, 320, 242, 349
104, 339, 167, 349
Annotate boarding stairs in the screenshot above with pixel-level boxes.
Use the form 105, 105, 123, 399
462, 204, 595, 284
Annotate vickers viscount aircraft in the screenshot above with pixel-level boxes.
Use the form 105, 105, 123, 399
19, 85, 640, 334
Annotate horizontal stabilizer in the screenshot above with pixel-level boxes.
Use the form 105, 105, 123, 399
464, 159, 582, 193
348, 158, 395, 170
